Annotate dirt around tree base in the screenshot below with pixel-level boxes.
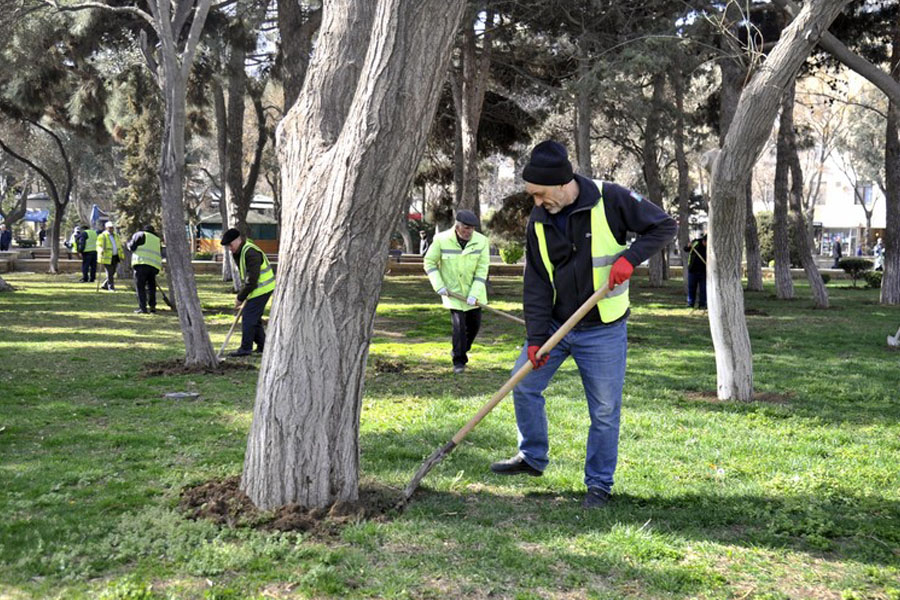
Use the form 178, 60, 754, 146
179, 476, 397, 535
140, 359, 257, 377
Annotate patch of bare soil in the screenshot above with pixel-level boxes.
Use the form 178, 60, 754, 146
744, 308, 769, 316
179, 476, 397, 536
140, 359, 256, 377
373, 358, 406, 373
684, 390, 793, 405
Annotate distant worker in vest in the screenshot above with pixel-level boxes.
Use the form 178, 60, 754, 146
74, 224, 99, 283
96, 221, 125, 291
220, 228, 276, 357
424, 209, 490, 374
489, 141, 676, 509
127, 224, 163, 314
683, 233, 707, 309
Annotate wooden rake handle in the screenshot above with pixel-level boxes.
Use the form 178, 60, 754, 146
216, 301, 246, 360
446, 290, 526, 326
450, 284, 611, 444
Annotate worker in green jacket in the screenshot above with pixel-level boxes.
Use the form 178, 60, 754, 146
221, 228, 276, 357
424, 210, 490, 374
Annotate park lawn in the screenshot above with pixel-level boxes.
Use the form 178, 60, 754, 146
1, 272, 898, 600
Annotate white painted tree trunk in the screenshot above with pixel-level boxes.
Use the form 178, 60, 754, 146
241, 0, 466, 510
708, 0, 851, 401
882, 24, 900, 305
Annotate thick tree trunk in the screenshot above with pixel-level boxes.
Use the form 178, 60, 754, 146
708, 0, 851, 401
672, 66, 691, 295
643, 73, 667, 287
159, 64, 218, 367
774, 84, 796, 299
450, 9, 491, 216
241, 0, 466, 510
213, 80, 236, 284
0, 275, 13, 292
225, 44, 251, 236
883, 21, 900, 304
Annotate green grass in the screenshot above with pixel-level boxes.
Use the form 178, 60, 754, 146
1, 272, 899, 599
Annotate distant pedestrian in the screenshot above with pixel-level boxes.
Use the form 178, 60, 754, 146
419, 230, 429, 255
683, 233, 707, 309
127, 224, 162, 314
96, 221, 125, 291
75, 224, 98, 283
424, 210, 490, 374
221, 228, 276, 357
0, 224, 11, 251
38, 225, 47, 247
832, 236, 843, 268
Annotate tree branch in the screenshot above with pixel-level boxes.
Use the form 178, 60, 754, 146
182, 0, 212, 79
42, 0, 155, 28
0, 137, 62, 209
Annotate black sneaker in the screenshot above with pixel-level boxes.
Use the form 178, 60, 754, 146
134, 308, 149, 314
453, 364, 465, 374
149, 308, 157, 313
228, 349, 252, 357
254, 347, 264, 354
582, 487, 611, 509
489, 455, 542, 477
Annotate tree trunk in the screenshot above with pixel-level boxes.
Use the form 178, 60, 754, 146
744, 187, 765, 291
159, 60, 218, 367
574, 40, 593, 178
672, 65, 691, 295
241, 0, 466, 510
708, 0, 851, 401
225, 43, 251, 236
883, 23, 900, 304
0, 275, 13, 292
277, 1, 321, 111
774, 84, 796, 299
450, 9, 492, 216
213, 80, 236, 284
786, 107, 829, 308
643, 72, 667, 287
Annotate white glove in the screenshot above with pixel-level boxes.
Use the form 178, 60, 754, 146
437, 287, 449, 296
466, 296, 477, 306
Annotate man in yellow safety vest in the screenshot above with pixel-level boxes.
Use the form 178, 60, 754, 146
97, 221, 125, 291
127, 224, 163, 314
221, 228, 276, 357
489, 140, 677, 509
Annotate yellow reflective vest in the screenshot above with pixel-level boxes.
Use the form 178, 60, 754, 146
533, 180, 629, 323
424, 228, 490, 311
239, 240, 275, 299
97, 230, 125, 265
133, 232, 162, 270
82, 229, 98, 253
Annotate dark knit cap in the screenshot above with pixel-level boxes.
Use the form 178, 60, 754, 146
144, 225, 156, 234
455, 210, 479, 227
220, 227, 241, 246
522, 140, 574, 185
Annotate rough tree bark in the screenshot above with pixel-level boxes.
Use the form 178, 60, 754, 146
276, 0, 321, 111
707, 0, 851, 401
212, 80, 236, 285
0, 275, 13, 292
883, 20, 900, 304
574, 37, 594, 178
642, 72, 667, 287
774, 83, 796, 299
241, 0, 466, 510
450, 7, 492, 215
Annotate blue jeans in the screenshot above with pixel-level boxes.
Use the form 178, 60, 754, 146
511, 319, 627, 493
687, 271, 706, 308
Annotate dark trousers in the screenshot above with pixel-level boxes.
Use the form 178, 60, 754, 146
81, 251, 97, 282
101, 256, 120, 289
134, 265, 158, 311
687, 271, 707, 308
449, 308, 482, 366
240, 292, 272, 351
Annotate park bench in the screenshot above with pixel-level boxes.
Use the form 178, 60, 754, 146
29, 247, 73, 259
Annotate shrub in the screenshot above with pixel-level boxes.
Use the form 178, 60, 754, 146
837, 257, 873, 287
863, 270, 883, 289
194, 251, 213, 260
499, 241, 525, 265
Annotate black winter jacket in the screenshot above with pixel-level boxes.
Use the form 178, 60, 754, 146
523, 175, 677, 346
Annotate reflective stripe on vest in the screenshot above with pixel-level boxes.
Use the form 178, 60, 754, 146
240, 240, 276, 299
533, 181, 629, 322
83, 229, 98, 253
133, 233, 162, 270
98, 231, 122, 264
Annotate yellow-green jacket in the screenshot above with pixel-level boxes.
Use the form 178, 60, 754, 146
96, 230, 125, 264
424, 228, 490, 311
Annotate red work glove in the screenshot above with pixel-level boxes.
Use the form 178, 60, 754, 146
608, 256, 634, 289
527, 345, 549, 370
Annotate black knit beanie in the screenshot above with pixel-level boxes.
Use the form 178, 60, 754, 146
220, 227, 241, 246
522, 141, 574, 185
